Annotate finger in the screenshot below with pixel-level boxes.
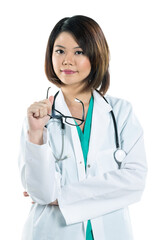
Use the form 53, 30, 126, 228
40, 99, 53, 114
27, 107, 40, 117
28, 106, 48, 118
30, 102, 52, 115
23, 191, 29, 197
39, 99, 52, 108
30, 102, 49, 110
33, 110, 40, 117
39, 108, 48, 118
49, 199, 58, 205
49, 96, 54, 106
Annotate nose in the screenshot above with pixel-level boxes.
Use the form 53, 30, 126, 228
62, 52, 74, 65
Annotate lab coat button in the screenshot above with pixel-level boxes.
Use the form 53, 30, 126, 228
80, 161, 82, 164
87, 164, 91, 168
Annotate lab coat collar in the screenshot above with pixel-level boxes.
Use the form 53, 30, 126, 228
54, 88, 112, 118
52, 88, 113, 181
92, 90, 112, 113
54, 89, 71, 117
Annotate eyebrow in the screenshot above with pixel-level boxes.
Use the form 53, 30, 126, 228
54, 45, 82, 49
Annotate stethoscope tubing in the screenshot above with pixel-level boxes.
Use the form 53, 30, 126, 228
99, 92, 120, 149
47, 89, 126, 167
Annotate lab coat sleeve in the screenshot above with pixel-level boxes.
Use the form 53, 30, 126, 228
18, 117, 61, 205
57, 102, 148, 225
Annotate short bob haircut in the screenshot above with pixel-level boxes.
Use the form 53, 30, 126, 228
45, 15, 110, 95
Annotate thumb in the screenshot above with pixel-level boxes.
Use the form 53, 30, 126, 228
49, 95, 54, 105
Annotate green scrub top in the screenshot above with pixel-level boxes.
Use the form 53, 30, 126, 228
75, 95, 94, 240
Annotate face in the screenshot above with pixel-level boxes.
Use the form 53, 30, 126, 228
52, 32, 91, 88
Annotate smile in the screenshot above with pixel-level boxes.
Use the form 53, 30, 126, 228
61, 70, 77, 74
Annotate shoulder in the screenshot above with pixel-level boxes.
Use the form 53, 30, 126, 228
104, 94, 132, 113
104, 94, 133, 122
104, 94, 143, 134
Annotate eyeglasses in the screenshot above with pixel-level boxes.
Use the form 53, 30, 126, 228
46, 87, 85, 127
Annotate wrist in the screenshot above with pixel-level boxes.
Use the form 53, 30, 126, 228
28, 129, 44, 145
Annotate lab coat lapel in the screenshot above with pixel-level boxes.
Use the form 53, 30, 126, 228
55, 89, 86, 181
54, 89, 113, 181
54, 89, 71, 117
87, 90, 112, 169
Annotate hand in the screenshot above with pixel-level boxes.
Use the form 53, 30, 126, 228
49, 199, 59, 206
27, 96, 54, 133
23, 191, 59, 206
23, 191, 35, 204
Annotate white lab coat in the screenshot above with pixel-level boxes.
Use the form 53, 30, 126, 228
18, 89, 147, 240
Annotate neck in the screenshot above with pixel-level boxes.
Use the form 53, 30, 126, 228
61, 86, 92, 106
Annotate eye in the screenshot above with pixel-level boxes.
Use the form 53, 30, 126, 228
75, 51, 84, 55
55, 49, 64, 54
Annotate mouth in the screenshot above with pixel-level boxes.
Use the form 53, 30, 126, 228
61, 69, 77, 74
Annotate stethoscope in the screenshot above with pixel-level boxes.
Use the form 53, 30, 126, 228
98, 90, 127, 168
46, 90, 126, 168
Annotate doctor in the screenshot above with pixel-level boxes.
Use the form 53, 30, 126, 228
18, 15, 147, 240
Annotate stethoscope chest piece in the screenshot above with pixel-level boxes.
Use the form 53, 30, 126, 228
114, 149, 126, 163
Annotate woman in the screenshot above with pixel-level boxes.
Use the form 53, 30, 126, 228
18, 15, 147, 240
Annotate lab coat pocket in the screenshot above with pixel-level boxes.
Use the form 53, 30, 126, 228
96, 148, 118, 174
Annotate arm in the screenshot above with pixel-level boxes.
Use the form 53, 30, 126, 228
57, 103, 148, 225
18, 118, 61, 205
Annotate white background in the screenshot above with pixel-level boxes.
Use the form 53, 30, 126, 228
0, 0, 159, 239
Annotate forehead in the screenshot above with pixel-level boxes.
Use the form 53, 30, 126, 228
54, 32, 79, 48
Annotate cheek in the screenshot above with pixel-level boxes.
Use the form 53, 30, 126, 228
52, 56, 60, 73
79, 58, 91, 73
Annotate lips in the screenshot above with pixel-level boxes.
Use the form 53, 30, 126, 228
61, 69, 77, 74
